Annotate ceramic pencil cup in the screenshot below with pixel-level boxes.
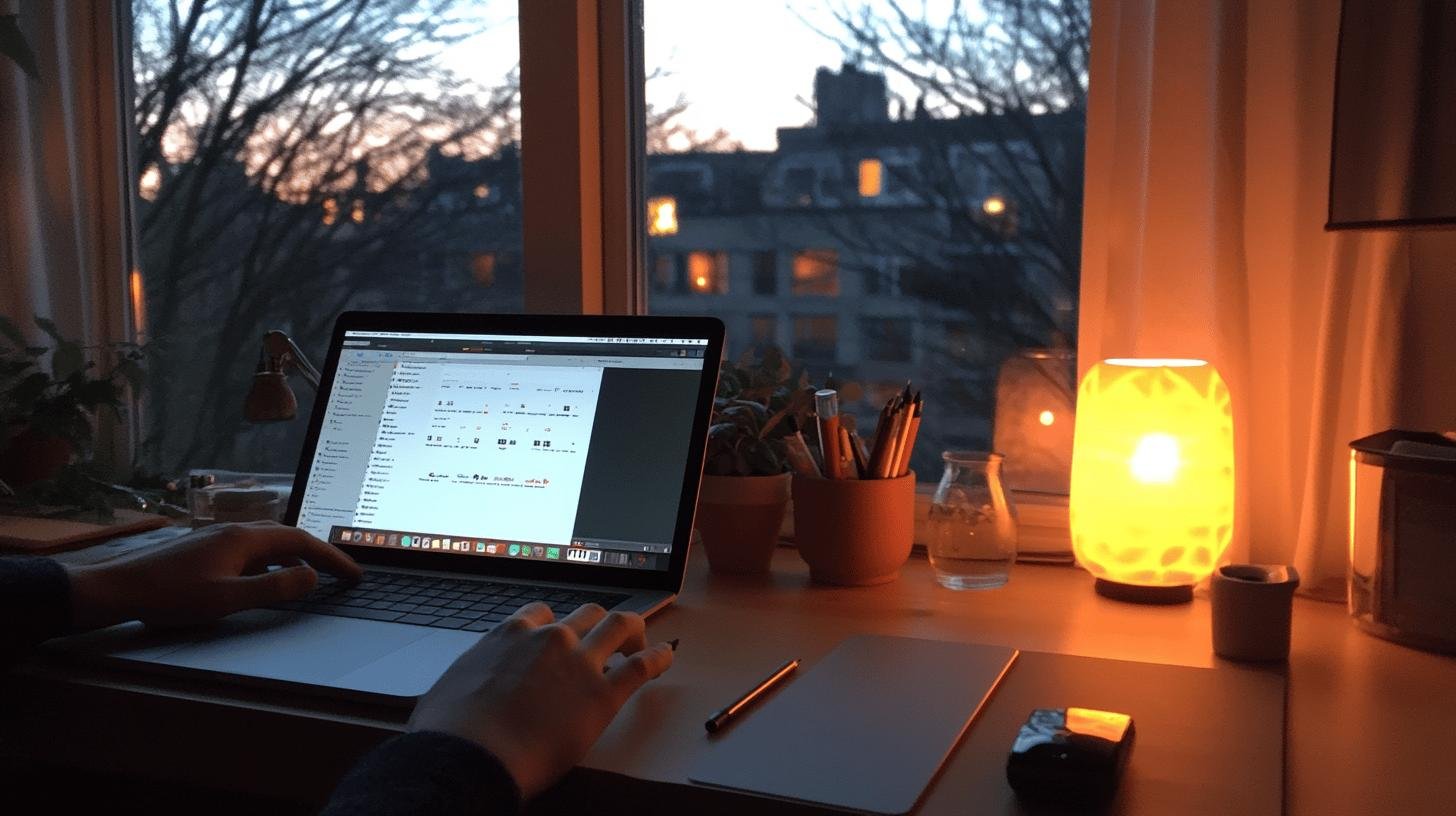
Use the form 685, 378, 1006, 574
791, 472, 915, 586
1210, 564, 1301, 661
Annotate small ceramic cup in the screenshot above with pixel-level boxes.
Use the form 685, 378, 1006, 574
791, 472, 915, 586
1210, 564, 1301, 661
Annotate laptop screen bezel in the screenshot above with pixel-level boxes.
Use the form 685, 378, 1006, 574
284, 310, 725, 594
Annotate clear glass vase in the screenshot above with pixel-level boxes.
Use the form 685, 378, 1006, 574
926, 451, 1019, 590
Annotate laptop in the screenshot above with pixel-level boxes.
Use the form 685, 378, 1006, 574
53, 311, 725, 702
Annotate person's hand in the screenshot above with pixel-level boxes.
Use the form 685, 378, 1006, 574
64, 521, 362, 630
408, 602, 675, 798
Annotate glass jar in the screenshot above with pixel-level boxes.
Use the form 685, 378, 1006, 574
926, 451, 1019, 589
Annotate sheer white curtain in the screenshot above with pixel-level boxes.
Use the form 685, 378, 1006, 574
1, 0, 132, 473
1079, 0, 1455, 599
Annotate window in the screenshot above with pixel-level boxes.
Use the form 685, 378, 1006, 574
641, 0, 1088, 483
686, 251, 729, 294
128, 0, 523, 474
652, 255, 684, 295
863, 256, 905, 296
749, 315, 778, 347
752, 251, 778, 295
858, 158, 883, 198
647, 196, 679, 236
862, 318, 913, 362
116, 0, 1087, 487
791, 250, 840, 296
792, 316, 838, 363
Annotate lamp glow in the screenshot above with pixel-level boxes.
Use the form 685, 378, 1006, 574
1038, 410, 1055, 426
1070, 358, 1234, 603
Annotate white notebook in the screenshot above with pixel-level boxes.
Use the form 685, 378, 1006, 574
689, 635, 1019, 815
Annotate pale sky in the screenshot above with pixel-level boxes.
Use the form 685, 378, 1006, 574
451, 1, 966, 152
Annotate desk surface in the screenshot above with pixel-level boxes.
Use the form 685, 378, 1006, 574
7, 548, 1456, 814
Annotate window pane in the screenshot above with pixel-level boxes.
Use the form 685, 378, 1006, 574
791, 250, 840, 296
792, 316, 838, 364
642, 0, 1087, 486
129, 0, 522, 474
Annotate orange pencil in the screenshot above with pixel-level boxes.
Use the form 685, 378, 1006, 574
893, 393, 923, 477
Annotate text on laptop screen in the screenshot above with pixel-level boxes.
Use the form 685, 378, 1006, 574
295, 331, 710, 571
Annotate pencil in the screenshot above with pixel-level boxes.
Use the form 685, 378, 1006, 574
876, 398, 909, 479
894, 393, 923, 477
838, 425, 859, 478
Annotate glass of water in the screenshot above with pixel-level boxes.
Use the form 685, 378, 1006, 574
926, 451, 1019, 590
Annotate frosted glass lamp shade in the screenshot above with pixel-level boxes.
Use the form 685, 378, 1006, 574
1069, 359, 1234, 603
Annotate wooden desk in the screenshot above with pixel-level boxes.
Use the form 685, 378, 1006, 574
5, 548, 1455, 814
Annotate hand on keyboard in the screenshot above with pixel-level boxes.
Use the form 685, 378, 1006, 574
66, 522, 362, 629
407, 602, 676, 798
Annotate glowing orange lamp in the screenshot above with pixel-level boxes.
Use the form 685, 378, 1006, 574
1069, 358, 1234, 603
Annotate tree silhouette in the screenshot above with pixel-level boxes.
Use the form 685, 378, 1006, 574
131, 0, 521, 473
815, 0, 1088, 470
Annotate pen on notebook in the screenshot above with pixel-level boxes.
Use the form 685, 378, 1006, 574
704, 657, 801, 734
815, 389, 842, 480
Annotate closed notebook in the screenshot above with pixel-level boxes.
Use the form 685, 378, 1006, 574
689, 635, 1018, 815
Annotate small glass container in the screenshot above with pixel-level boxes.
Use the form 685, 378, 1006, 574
926, 451, 1019, 589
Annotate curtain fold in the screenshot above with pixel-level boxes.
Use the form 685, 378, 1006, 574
1, 0, 132, 474
1080, 0, 1438, 599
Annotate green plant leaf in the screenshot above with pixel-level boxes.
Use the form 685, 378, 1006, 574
33, 316, 64, 344
50, 342, 84, 381
0, 314, 27, 348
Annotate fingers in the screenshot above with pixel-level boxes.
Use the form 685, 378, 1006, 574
579, 611, 648, 663
222, 565, 319, 612
604, 642, 675, 705
228, 523, 363, 580
505, 601, 554, 629
557, 604, 607, 639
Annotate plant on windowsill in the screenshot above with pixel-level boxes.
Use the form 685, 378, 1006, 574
697, 346, 817, 574
0, 315, 144, 495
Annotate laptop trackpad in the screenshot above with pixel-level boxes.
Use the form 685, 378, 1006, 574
160, 611, 431, 685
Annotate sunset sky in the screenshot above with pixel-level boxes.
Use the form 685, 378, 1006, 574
454, 1, 963, 151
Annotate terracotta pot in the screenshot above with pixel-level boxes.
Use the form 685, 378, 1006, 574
695, 472, 791, 574
792, 472, 915, 586
0, 426, 75, 487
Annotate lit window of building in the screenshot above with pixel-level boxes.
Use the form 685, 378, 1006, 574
350, 199, 365, 223
473, 183, 490, 199
858, 158, 883, 197
792, 249, 839, 296
687, 250, 728, 294
647, 196, 679, 236
322, 198, 339, 226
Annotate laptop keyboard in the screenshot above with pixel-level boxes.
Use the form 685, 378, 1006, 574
270, 571, 629, 632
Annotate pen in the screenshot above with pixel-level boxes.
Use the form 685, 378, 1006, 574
815, 389, 842, 480
704, 657, 801, 734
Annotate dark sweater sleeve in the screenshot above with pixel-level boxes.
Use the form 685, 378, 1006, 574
321, 731, 522, 816
0, 557, 73, 660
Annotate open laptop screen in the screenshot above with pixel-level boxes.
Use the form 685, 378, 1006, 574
294, 330, 711, 572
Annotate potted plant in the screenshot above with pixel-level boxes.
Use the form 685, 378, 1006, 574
696, 346, 816, 574
0, 315, 143, 489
